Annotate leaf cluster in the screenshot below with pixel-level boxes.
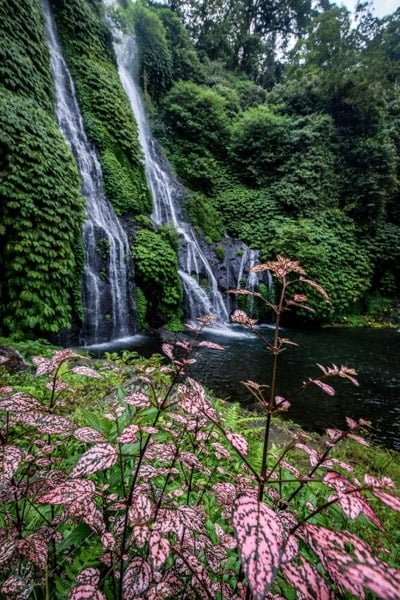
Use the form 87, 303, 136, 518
133, 228, 183, 328
0, 312, 399, 599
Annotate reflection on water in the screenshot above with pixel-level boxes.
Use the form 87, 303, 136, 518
89, 326, 400, 450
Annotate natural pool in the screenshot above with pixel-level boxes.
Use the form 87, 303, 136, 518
88, 326, 400, 450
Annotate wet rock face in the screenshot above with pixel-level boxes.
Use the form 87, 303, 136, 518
195, 237, 265, 317
0, 346, 28, 373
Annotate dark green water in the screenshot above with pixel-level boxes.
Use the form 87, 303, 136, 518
88, 326, 400, 450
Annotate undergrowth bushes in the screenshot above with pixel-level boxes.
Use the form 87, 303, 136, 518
0, 258, 399, 599
133, 228, 183, 328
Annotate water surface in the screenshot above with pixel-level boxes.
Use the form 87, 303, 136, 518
89, 327, 400, 450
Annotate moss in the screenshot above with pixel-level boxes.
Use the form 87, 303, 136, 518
0, 0, 54, 112
134, 286, 148, 331
133, 228, 182, 327
186, 192, 224, 242
0, 1, 85, 337
0, 90, 84, 336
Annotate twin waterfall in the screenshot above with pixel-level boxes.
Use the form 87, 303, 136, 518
43, 0, 261, 344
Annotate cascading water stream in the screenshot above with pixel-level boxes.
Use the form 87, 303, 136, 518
42, 0, 133, 344
104, 0, 229, 322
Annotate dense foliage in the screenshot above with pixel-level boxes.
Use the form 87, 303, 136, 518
0, 0, 84, 337
52, 0, 150, 216
133, 227, 183, 328
0, 261, 399, 598
131, 0, 400, 323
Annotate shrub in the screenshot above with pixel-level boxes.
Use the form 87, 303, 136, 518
0, 259, 399, 599
162, 81, 230, 159
133, 228, 182, 327
229, 105, 295, 186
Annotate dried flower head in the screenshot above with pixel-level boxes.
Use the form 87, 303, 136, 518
231, 310, 258, 326
251, 255, 306, 279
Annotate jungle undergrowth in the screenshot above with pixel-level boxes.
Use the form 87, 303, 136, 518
0, 256, 399, 599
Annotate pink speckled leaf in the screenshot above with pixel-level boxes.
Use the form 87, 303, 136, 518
344, 563, 400, 599
364, 474, 395, 489
71, 366, 102, 379
312, 379, 335, 396
282, 556, 333, 599
0, 386, 13, 395
74, 428, 107, 443
46, 380, 71, 392
149, 531, 170, 569
174, 505, 205, 535
122, 557, 152, 599
198, 340, 224, 350
68, 498, 105, 534
295, 443, 320, 467
131, 524, 150, 547
146, 582, 174, 600
101, 533, 116, 550
129, 493, 153, 524
324, 472, 383, 527
76, 568, 100, 586
372, 490, 400, 512
326, 428, 343, 442
32, 356, 53, 376
162, 343, 174, 360
280, 461, 301, 478
215, 523, 237, 550
213, 482, 237, 508
12, 411, 74, 434
71, 444, 117, 477
232, 494, 284, 598
1, 575, 31, 598
179, 451, 202, 470
226, 432, 248, 456
117, 424, 139, 444
0, 539, 16, 565
69, 584, 106, 599
18, 532, 48, 568
211, 442, 232, 460
0, 392, 43, 412
37, 479, 95, 505
346, 417, 358, 430
0, 445, 26, 483
324, 472, 363, 519
124, 391, 150, 408
348, 433, 369, 447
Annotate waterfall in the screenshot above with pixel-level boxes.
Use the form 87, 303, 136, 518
247, 249, 260, 293
235, 247, 262, 315
104, 1, 229, 322
42, 0, 133, 344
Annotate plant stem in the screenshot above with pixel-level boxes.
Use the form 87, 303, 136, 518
259, 279, 286, 501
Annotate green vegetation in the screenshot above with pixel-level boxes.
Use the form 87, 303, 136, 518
0, 269, 398, 596
133, 227, 183, 328
2, 0, 400, 336
0, 0, 85, 338
130, 0, 400, 324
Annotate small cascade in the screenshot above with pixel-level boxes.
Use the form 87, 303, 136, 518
236, 247, 260, 292
235, 247, 262, 315
105, 2, 229, 322
42, 0, 133, 344
247, 249, 260, 292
